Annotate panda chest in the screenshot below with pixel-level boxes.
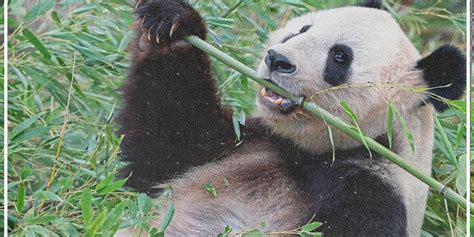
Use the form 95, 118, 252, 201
276, 140, 406, 226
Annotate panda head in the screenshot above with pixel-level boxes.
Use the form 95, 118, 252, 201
255, 6, 465, 152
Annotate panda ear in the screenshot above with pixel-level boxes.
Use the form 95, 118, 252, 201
415, 45, 466, 112
358, 0, 384, 9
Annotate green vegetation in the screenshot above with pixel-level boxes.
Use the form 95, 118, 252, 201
6, 0, 467, 236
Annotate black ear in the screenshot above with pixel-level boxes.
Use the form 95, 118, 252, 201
358, 0, 383, 9
416, 45, 466, 112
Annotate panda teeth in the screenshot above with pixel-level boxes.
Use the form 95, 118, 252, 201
261, 88, 276, 98
274, 98, 283, 106
267, 89, 276, 97
261, 87, 295, 109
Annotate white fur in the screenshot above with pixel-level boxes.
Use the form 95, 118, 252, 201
119, 6, 437, 237
256, 7, 435, 237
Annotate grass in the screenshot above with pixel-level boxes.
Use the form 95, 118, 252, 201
5, 0, 468, 236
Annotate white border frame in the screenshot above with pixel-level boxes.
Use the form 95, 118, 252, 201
465, 0, 471, 235
4, 0, 8, 236
1, 0, 472, 236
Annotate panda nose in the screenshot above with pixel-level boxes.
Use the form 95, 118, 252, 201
265, 49, 296, 74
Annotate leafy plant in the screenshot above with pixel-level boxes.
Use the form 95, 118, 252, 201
6, 0, 467, 236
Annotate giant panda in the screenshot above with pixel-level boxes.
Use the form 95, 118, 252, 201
116, 0, 466, 236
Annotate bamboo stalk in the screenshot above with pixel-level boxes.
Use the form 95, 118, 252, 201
185, 35, 471, 211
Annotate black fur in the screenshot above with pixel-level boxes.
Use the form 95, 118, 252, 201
121, 1, 409, 234
275, 134, 407, 236
281, 25, 312, 43
118, 0, 234, 192
324, 44, 354, 86
358, 0, 383, 9
416, 45, 466, 111
135, 0, 206, 42
243, 120, 408, 235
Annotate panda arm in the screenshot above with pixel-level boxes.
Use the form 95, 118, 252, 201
118, 0, 235, 192
313, 163, 407, 236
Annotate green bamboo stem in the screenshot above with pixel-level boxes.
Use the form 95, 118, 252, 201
185, 35, 471, 211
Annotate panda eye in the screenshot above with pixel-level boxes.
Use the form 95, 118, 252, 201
334, 51, 347, 63
330, 44, 353, 65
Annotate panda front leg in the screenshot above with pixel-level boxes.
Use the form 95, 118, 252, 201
311, 163, 408, 236
118, 0, 235, 192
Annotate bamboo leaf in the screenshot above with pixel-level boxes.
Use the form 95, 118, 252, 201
149, 228, 163, 237
25, 225, 52, 237
300, 232, 323, 237
11, 126, 51, 143
102, 202, 126, 232
82, 188, 92, 225
84, 210, 107, 237
232, 115, 242, 140
301, 222, 323, 232
72, 3, 100, 14
395, 109, 416, 153
218, 225, 233, 237
21, 66, 76, 111
339, 100, 372, 158
10, 112, 45, 140
387, 103, 394, 150
339, 100, 359, 121
51, 11, 61, 24
323, 119, 336, 162
16, 183, 26, 212
447, 100, 466, 113
24, 0, 54, 22
23, 28, 52, 59
242, 229, 265, 237
118, 30, 134, 52
454, 123, 465, 149
96, 178, 127, 195
34, 191, 62, 202
203, 183, 218, 197
455, 155, 466, 196
159, 203, 175, 232
280, 0, 307, 8
434, 115, 456, 166
24, 215, 58, 225
327, 125, 335, 162
138, 193, 153, 214
70, 43, 108, 64
206, 16, 235, 29
95, 174, 114, 192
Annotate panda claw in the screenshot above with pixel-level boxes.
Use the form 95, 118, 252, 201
147, 30, 152, 41
170, 22, 179, 38
156, 34, 160, 44
140, 15, 147, 28
147, 21, 159, 42
135, 0, 143, 10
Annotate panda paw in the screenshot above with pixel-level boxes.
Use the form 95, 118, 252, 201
135, 0, 206, 47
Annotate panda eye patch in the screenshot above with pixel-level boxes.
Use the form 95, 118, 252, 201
324, 44, 354, 86
330, 45, 353, 65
